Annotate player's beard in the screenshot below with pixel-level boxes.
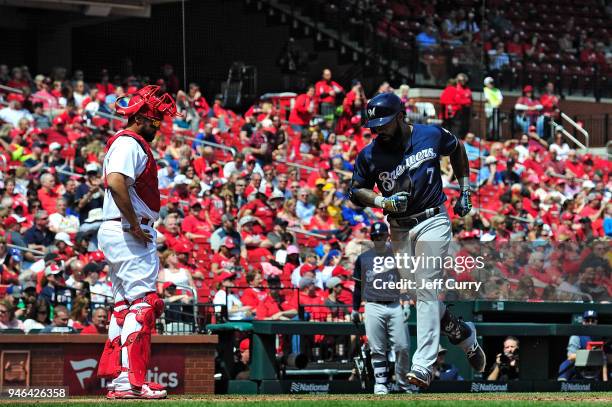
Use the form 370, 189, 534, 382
377, 125, 403, 150
142, 127, 157, 142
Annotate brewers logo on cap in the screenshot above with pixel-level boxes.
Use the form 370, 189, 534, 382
370, 222, 389, 236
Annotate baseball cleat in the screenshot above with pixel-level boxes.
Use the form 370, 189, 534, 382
464, 322, 486, 372
374, 383, 389, 395
107, 383, 167, 399
406, 370, 432, 389
441, 309, 471, 345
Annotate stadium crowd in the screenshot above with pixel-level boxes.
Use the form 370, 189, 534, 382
300, 0, 611, 98
0, 62, 610, 336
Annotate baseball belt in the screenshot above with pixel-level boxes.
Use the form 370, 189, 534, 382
104, 217, 154, 227
369, 300, 397, 305
392, 206, 441, 229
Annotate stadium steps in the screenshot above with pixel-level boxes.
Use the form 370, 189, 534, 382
253, 0, 410, 85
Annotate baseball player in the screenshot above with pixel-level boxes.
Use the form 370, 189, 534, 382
352, 221, 411, 394
349, 92, 485, 389
96, 85, 181, 399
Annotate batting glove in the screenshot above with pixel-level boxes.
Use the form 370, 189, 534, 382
375, 192, 410, 213
351, 310, 361, 324
454, 189, 472, 217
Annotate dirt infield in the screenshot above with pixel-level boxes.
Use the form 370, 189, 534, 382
3, 393, 612, 406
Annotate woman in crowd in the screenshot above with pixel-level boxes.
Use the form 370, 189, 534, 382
277, 198, 301, 227
23, 299, 50, 333
0, 298, 25, 331
69, 295, 90, 330
157, 250, 195, 295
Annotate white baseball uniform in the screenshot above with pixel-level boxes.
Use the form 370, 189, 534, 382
97, 136, 160, 303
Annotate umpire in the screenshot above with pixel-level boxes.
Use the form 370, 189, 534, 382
352, 222, 411, 394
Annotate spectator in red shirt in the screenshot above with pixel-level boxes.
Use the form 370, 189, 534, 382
7, 67, 29, 90
203, 181, 225, 228
540, 82, 560, 116
283, 276, 328, 321
440, 78, 458, 129
37, 173, 61, 215
241, 271, 288, 320
188, 82, 211, 117
94, 69, 114, 95
514, 85, 543, 135
506, 32, 524, 59
239, 191, 276, 233
315, 69, 344, 117
335, 80, 366, 134
244, 170, 267, 198
453, 73, 472, 138
288, 85, 316, 131
80, 307, 108, 335
307, 202, 337, 232
181, 202, 213, 243
211, 237, 239, 275
32, 76, 59, 111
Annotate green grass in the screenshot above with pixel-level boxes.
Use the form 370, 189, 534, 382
4, 393, 612, 406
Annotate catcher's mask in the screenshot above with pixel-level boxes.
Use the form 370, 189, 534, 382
115, 85, 183, 121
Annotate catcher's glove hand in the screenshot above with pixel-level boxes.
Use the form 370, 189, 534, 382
454, 189, 472, 217
379, 192, 410, 213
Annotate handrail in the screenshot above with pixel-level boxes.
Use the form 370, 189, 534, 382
561, 112, 589, 148
178, 133, 236, 155
43, 165, 83, 178
7, 244, 45, 256
550, 120, 586, 149
0, 84, 49, 102
276, 159, 317, 173
474, 207, 534, 224
168, 281, 201, 333
93, 110, 127, 124
287, 227, 327, 239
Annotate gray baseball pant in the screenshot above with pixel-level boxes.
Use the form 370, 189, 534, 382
389, 206, 452, 376
364, 302, 411, 389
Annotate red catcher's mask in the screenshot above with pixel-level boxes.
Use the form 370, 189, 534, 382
115, 85, 182, 121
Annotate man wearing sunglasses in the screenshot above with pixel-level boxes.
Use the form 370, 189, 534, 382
349, 92, 484, 389
97, 86, 181, 399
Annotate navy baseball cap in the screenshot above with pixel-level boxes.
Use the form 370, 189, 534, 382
370, 222, 389, 236
583, 310, 598, 319
363, 92, 403, 129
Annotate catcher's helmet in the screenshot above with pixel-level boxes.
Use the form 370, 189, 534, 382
363, 92, 403, 129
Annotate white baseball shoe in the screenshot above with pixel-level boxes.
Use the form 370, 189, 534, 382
374, 383, 389, 395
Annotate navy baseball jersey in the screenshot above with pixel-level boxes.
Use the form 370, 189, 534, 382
351, 124, 458, 218
353, 245, 401, 302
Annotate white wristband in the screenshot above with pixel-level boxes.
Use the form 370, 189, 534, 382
459, 177, 470, 191
374, 196, 384, 208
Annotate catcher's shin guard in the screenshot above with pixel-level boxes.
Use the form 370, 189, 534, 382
123, 293, 164, 388
97, 301, 128, 378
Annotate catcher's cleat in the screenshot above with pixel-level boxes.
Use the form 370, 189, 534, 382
107, 383, 167, 399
